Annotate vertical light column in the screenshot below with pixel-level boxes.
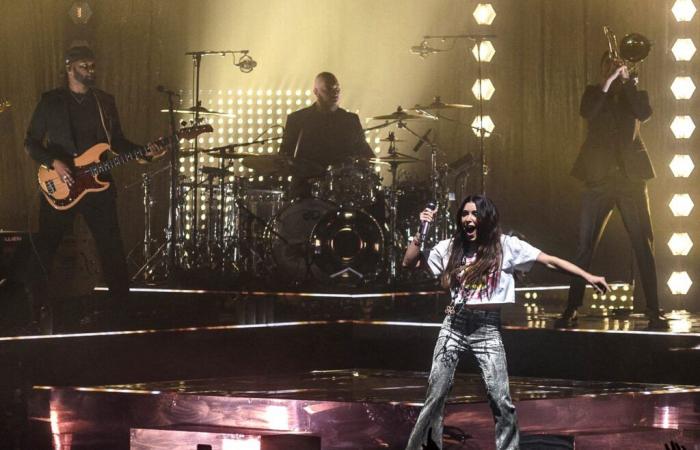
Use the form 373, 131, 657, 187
667, 0, 698, 297
471, 3, 497, 138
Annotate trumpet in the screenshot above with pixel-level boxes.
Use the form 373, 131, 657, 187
603, 26, 651, 78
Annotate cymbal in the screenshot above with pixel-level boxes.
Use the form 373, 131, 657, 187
369, 155, 421, 165
412, 97, 473, 111
241, 154, 324, 178
371, 106, 435, 121
160, 106, 235, 117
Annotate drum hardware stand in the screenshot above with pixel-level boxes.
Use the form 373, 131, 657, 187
396, 119, 453, 242
411, 33, 496, 194
157, 87, 182, 281
125, 165, 172, 283
207, 134, 284, 274
381, 130, 422, 285
184, 49, 258, 265
234, 198, 287, 277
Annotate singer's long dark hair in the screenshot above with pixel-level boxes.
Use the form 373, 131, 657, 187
441, 195, 502, 293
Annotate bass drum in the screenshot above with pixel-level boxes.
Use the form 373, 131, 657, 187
265, 197, 335, 284
310, 207, 385, 285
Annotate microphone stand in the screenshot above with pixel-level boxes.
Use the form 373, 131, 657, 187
184, 49, 256, 272
162, 89, 180, 281
413, 33, 495, 194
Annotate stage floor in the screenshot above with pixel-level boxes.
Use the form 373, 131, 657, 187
32, 369, 700, 449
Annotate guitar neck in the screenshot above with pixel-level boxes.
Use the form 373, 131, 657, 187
86, 135, 175, 176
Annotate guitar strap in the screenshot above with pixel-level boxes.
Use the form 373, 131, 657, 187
92, 90, 113, 152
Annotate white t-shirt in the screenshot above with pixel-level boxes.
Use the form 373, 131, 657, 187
424, 234, 541, 306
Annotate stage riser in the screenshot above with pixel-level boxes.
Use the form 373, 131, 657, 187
31, 387, 700, 450
2, 323, 698, 392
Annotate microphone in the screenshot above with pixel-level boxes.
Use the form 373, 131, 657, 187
410, 41, 445, 58
419, 201, 437, 243
238, 54, 258, 73
411, 129, 432, 153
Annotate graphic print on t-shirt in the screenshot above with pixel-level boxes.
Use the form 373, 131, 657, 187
455, 254, 499, 303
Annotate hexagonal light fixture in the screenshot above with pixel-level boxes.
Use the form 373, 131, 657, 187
667, 271, 692, 295
473, 3, 497, 25
668, 233, 694, 255
68, 1, 92, 24
471, 40, 496, 62
471, 115, 495, 137
670, 115, 696, 139
669, 193, 694, 217
471, 79, 496, 101
669, 154, 694, 177
672, 0, 697, 22
671, 38, 696, 61
671, 76, 696, 100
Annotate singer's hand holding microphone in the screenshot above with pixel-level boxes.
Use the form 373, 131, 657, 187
416, 201, 437, 245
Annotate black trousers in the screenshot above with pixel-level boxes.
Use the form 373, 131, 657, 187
566, 175, 659, 313
24, 187, 129, 310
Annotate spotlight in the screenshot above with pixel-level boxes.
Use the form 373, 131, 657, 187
669, 193, 694, 217
671, 76, 696, 100
471, 40, 496, 62
471, 79, 496, 100
672, 0, 697, 22
670, 115, 696, 139
471, 115, 495, 137
671, 38, 696, 61
473, 3, 497, 25
669, 154, 694, 177
668, 232, 693, 255
667, 271, 693, 295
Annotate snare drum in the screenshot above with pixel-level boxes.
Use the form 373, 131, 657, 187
315, 160, 381, 207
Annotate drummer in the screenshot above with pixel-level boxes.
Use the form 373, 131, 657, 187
280, 72, 375, 198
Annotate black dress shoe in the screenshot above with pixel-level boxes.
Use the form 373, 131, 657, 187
554, 309, 578, 329
647, 314, 670, 331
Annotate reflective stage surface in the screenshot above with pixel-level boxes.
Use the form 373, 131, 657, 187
32, 369, 700, 449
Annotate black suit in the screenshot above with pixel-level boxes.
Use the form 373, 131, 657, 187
21, 87, 137, 313
566, 81, 660, 314
279, 104, 374, 167
279, 104, 374, 200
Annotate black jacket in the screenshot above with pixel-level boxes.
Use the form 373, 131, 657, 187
24, 87, 138, 167
279, 104, 373, 168
571, 82, 655, 183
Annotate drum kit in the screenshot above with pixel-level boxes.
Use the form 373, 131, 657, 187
135, 98, 475, 288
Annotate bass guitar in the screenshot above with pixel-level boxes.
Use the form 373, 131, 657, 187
37, 124, 212, 210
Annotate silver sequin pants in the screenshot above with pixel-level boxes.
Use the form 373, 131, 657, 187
405, 308, 519, 450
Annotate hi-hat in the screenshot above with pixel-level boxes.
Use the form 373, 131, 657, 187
369, 154, 422, 165
371, 106, 435, 121
412, 96, 473, 111
160, 106, 235, 117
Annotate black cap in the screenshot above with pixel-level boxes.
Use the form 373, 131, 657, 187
64, 46, 95, 65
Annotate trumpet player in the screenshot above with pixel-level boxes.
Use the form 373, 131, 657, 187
557, 50, 668, 330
